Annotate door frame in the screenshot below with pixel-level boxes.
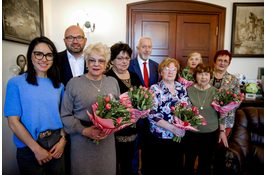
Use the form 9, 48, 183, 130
126, 0, 226, 57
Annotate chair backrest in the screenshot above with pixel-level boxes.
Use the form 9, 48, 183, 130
229, 107, 264, 172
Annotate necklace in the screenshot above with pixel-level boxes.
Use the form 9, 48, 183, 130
196, 88, 209, 110
88, 78, 103, 92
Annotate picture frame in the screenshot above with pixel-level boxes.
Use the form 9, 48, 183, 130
2, 0, 44, 45
231, 2, 264, 57
16, 54, 27, 75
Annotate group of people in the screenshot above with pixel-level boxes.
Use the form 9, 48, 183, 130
4, 25, 240, 175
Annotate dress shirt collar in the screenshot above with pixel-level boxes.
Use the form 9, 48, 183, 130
137, 55, 149, 65
66, 50, 84, 61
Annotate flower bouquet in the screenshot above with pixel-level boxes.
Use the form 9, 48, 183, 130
211, 89, 244, 120
171, 103, 207, 142
119, 85, 155, 117
178, 66, 195, 88
87, 93, 135, 144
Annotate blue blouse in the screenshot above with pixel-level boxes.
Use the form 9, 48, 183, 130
148, 81, 190, 139
4, 73, 64, 148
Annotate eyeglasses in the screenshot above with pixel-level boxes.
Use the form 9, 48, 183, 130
164, 67, 177, 71
116, 57, 130, 61
33, 51, 54, 61
65, 35, 85, 42
87, 58, 106, 64
217, 59, 230, 64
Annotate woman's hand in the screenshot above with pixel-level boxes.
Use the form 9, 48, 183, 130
82, 125, 108, 140
49, 137, 66, 159
156, 119, 185, 137
139, 113, 149, 119
171, 126, 185, 137
220, 112, 228, 119
7, 116, 52, 165
33, 146, 52, 165
219, 132, 229, 148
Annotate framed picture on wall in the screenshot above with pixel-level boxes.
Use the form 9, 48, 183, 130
231, 2, 264, 57
2, 0, 44, 45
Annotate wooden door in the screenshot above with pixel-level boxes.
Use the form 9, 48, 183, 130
176, 14, 219, 68
133, 13, 218, 67
134, 13, 176, 64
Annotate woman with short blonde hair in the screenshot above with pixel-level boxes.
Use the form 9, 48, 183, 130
61, 42, 120, 175
186, 52, 202, 69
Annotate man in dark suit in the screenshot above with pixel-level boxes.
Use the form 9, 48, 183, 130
128, 36, 159, 87
128, 36, 159, 175
59, 25, 88, 87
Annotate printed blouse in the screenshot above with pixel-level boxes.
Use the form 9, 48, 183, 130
148, 80, 190, 139
209, 71, 240, 128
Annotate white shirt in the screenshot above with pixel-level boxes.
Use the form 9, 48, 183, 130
137, 55, 150, 79
67, 50, 84, 77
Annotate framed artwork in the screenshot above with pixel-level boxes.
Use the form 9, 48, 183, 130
16, 54, 27, 75
2, 0, 44, 44
231, 2, 264, 57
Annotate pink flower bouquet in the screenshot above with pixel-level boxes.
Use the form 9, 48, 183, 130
178, 66, 195, 88
87, 93, 135, 144
119, 85, 155, 118
211, 89, 244, 119
171, 103, 207, 142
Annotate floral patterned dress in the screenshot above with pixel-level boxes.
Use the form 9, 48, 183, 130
148, 80, 190, 139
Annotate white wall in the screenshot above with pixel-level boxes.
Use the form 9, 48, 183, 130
2, 0, 264, 174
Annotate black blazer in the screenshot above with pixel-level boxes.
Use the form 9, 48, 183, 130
59, 50, 88, 86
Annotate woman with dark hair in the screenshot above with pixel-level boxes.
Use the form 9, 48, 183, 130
184, 63, 226, 175
209, 50, 240, 146
105, 42, 142, 175
4, 36, 66, 175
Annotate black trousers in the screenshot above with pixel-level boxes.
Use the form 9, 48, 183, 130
17, 129, 65, 175
183, 129, 218, 175
143, 130, 184, 175
115, 139, 136, 175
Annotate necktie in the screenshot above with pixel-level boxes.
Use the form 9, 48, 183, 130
143, 62, 149, 87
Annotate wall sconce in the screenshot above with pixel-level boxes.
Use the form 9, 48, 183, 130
77, 21, 95, 32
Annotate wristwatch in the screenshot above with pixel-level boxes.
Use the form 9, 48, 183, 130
61, 135, 67, 140
220, 130, 226, 133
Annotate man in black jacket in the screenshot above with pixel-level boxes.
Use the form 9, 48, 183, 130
59, 25, 88, 86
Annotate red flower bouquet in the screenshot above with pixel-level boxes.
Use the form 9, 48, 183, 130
87, 93, 135, 144
178, 66, 195, 88
211, 89, 244, 119
119, 85, 155, 117
171, 103, 207, 142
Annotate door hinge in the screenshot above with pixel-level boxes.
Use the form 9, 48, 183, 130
216, 27, 218, 36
